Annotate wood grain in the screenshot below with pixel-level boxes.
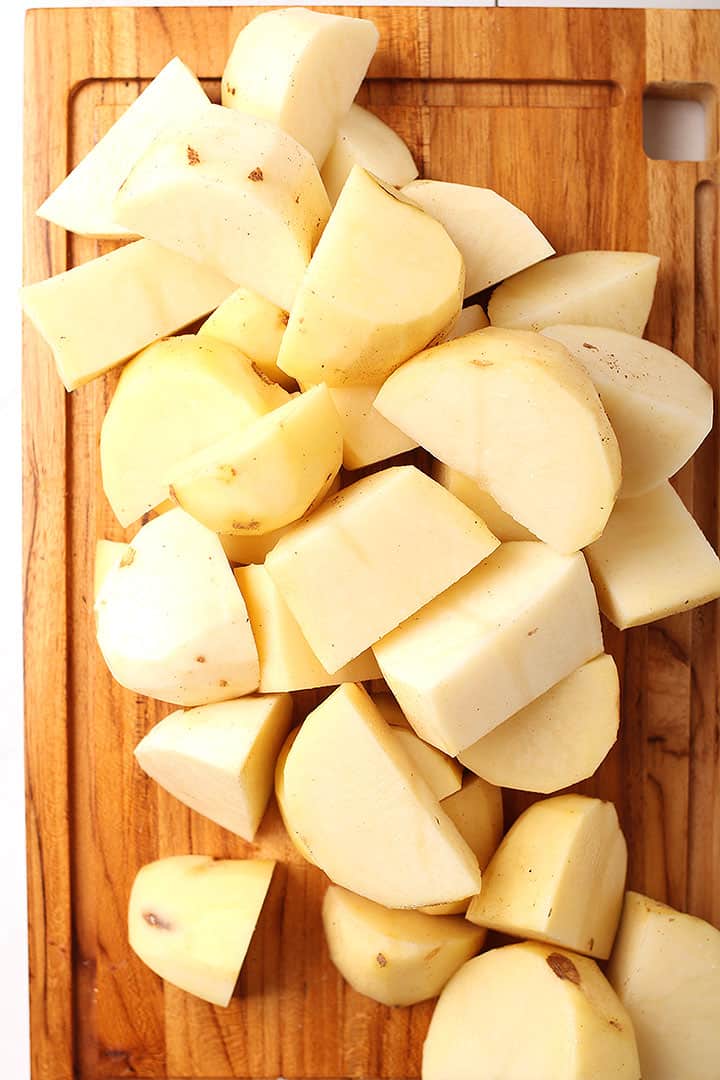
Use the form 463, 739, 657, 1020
22, 7, 720, 1079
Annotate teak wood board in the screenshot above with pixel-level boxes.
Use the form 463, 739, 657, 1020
22, 6, 720, 1079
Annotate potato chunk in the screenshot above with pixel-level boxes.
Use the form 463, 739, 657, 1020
322, 104, 418, 204
198, 287, 296, 390
392, 729, 462, 801
327, 385, 417, 469
94, 540, 129, 601
447, 303, 489, 339
432, 462, 535, 541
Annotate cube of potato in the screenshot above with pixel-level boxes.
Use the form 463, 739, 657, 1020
37, 58, 209, 238
169, 385, 342, 536
543, 325, 713, 496
222, 8, 378, 166
100, 335, 289, 527
323, 885, 485, 1006
234, 564, 380, 693
275, 728, 316, 865
466, 794, 627, 959
447, 303, 489, 340
423, 942, 641, 1080
280, 683, 482, 908
277, 167, 464, 387
402, 180, 554, 296
607, 891, 720, 1080
95, 508, 259, 706
198, 287, 296, 390
374, 542, 603, 756
265, 465, 499, 669
128, 855, 274, 1006
327, 385, 417, 470
113, 105, 331, 311
489, 250, 659, 336
585, 482, 720, 629
321, 104, 418, 204
21, 240, 235, 391
460, 654, 620, 793
432, 462, 535, 541
375, 328, 621, 552
392, 729, 462, 801
94, 540, 129, 601
134, 694, 292, 840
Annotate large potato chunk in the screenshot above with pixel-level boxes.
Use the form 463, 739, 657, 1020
100, 335, 289, 527
198, 287, 296, 390
374, 542, 603, 756
277, 167, 464, 387
585, 482, 720, 629
95, 509, 259, 706
489, 250, 659, 335
113, 105, 331, 311
375, 328, 621, 552
134, 694, 292, 841
322, 885, 485, 1006
607, 891, 720, 1080
128, 855, 274, 1006
460, 654, 620, 793
265, 465, 499, 669
466, 794, 627, 959
432, 462, 535, 541
327, 385, 417, 469
402, 180, 554, 296
280, 683, 482, 908
422, 942, 641, 1080
321, 104, 418, 204
543, 325, 713, 496
221, 8, 378, 166
21, 240, 235, 391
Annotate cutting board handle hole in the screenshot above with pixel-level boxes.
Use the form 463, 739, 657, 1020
643, 82, 717, 162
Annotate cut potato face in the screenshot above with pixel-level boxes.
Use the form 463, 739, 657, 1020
422, 942, 641, 1080
281, 683, 482, 908
275, 728, 317, 865
402, 180, 554, 296
488, 250, 659, 335
222, 8, 379, 166
432, 462, 535, 541
607, 891, 720, 1080
134, 694, 292, 841
21, 240, 235, 391
460, 654, 620, 793
128, 855, 274, 1006
374, 542, 603, 756
326, 384, 417, 469
235, 563, 380, 693
94, 540, 129, 601
198, 287, 296, 390
321, 104, 418, 205
447, 304, 489, 340
101, 335, 289, 527
169, 385, 343, 536
466, 794, 627, 959
392, 729, 462, 801
37, 57, 210, 238
114, 105, 331, 312
323, 885, 485, 1006
266, 465, 499, 669
585, 482, 720, 629
277, 166, 464, 387
375, 327, 621, 552
95, 509, 259, 706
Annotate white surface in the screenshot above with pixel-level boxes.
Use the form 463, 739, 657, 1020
2, 1, 712, 1078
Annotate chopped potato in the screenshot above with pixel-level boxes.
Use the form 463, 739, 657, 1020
94, 539, 129, 601
447, 304, 489, 339
392, 729, 462, 801
322, 104, 418, 204
198, 287, 296, 390
274, 729, 317, 865
327, 384, 417, 470
432, 462, 535, 541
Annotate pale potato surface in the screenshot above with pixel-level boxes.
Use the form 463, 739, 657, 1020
322, 104, 418, 204
328, 384, 417, 470
199, 286, 296, 390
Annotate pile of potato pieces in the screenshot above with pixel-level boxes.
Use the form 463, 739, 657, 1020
24, 8, 720, 1079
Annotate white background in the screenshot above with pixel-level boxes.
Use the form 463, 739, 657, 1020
1, 0, 717, 1077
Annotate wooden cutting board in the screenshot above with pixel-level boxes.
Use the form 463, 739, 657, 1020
22, 6, 720, 1079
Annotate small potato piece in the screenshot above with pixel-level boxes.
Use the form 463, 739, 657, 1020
321, 104, 418, 204
277, 167, 464, 387
402, 180, 554, 296
432, 462, 535, 541
585, 482, 720, 629
328, 385, 417, 470
543, 325, 713, 496
275, 729, 316, 864
94, 540, 129, 600
447, 304, 489, 340
460, 654, 620, 793
392, 729, 462, 801
323, 885, 485, 1006
198, 287, 295, 390
466, 794, 627, 959
422, 942, 641, 1080
489, 251, 659, 336
607, 891, 720, 1080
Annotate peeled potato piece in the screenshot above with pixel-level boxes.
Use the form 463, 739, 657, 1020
422, 942, 641, 1080
489, 250, 659, 336
402, 180, 554, 296
392, 729, 462, 801
94, 540, 129, 600
543, 325, 713, 496
277, 167, 464, 387
460, 654, 620, 793
466, 794, 627, 959
328, 384, 417, 470
447, 303, 489, 340
321, 104, 418, 204
607, 891, 720, 1080
222, 8, 379, 166
275, 728, 316, 865
198, 287, 296, 390
432, 462, 535, 542
128, 855, 274, 1006
323, 885, 485, 1006
375, 327, 621, 552
585, 482, 720, 629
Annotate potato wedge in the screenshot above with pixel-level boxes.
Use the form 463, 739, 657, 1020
432, 462, 535, 541
392, 729, 462, 801
198, 287, 296, 390
322, 104, 418, 204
